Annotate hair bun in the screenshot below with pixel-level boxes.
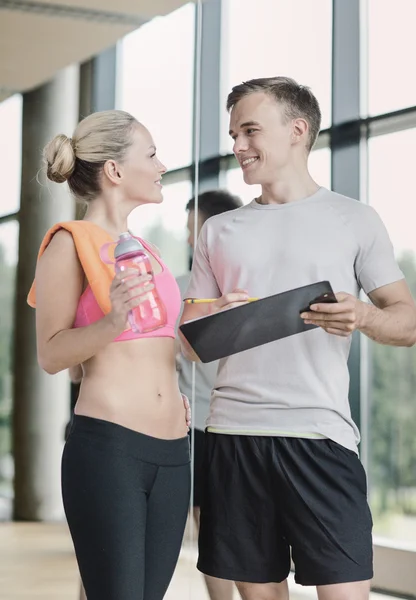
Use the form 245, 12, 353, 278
43, 134, 76, 183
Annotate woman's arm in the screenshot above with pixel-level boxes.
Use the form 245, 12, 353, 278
35, 229, 153, 374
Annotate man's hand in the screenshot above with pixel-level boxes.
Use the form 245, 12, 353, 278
208, 289, 251, 314
300, 292, 366, 337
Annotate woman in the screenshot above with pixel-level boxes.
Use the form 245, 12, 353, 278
28, 110, 191, 600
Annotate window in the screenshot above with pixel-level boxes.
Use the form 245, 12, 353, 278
0, 220, 18, 509
0, 95, 22, 217
367, 129, 416, 547
128, 179, 192, 278
221, 0, 332, 153
368, 0, 416, 116
308, 147, 331, 190
119, 3, 195, 171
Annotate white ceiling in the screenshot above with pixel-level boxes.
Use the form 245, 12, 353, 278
0, 0, 194, 101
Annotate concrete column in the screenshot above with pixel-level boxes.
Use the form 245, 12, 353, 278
13, 65, 79, 520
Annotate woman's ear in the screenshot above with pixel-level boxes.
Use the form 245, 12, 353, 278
103, 159, 123, 185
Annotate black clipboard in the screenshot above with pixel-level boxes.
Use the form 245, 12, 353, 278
179, 281, 337, 363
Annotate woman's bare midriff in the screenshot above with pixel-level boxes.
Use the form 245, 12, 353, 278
74, 336, 187, 440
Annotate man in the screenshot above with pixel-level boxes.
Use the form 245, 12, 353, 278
176, 190, 242, 600
179, 77, 416, 600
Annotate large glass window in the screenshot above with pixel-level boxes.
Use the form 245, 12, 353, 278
368, 0, 416, 116
221, 0, 332, 153
128, 179, 192, 278
367, 128, 416, 547
119, 3, 195, 171
0, 220, 18, 512
0, 95, 22, 218
308, 147, 331, 190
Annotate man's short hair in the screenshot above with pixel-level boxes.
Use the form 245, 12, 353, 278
227, 76, 321, 152
186, 189, 242, 222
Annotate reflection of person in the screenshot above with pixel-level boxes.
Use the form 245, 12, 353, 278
28, 110, 191, 600
176, 190, 242, 600
180, 77, 416, 600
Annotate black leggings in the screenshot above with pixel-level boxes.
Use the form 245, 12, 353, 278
62, 415, 191, 600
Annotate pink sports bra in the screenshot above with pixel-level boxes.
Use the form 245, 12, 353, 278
73, 237, 181, 342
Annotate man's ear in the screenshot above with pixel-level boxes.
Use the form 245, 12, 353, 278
292, 118, 309, 144
103, 160, 123, 185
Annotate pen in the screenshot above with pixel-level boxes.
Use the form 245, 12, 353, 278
185, 298, 259, 304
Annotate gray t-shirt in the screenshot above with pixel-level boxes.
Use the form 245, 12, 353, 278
176, 273, 218, 431
185, 187, 404, 453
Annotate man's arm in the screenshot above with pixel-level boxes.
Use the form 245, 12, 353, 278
301, 279, 416, 347
360, 280, 416, 346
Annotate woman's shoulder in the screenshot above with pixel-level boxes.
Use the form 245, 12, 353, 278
44, 227, 76, 254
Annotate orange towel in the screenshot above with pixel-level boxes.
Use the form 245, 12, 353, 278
27, 220, 116, 314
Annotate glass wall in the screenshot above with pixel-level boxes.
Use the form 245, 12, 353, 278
119, 3, 195, 171
368, 0, 416, 116
0, 95, 22, 218
0, 221, 18, 516
367, 128, 416, 547
0, 93, 21, 519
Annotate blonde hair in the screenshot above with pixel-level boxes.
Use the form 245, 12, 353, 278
43, 110, 139, 201
227, 76, 321, 153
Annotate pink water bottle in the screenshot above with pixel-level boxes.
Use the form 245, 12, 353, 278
113, 232, 167, 333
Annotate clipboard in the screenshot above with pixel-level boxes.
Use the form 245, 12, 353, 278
179, 280, 337, 363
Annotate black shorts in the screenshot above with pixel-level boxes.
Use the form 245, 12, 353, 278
197, 433, 373, 586
189, 428, 205, 507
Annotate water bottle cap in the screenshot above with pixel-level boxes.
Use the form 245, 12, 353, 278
114, 232, 144, 259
